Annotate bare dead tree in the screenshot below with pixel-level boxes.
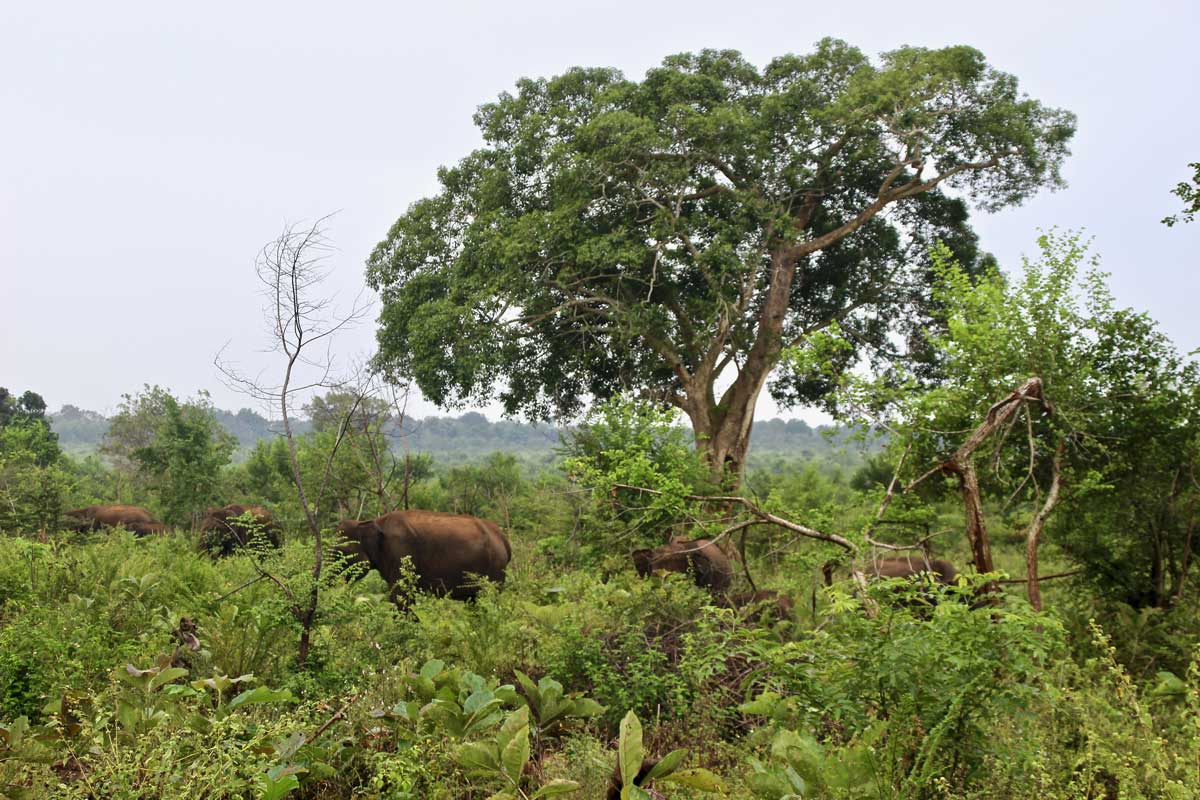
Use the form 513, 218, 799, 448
328, 372, 413, 517
215, 215, 371, 667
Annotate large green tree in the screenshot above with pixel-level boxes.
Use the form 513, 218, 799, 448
0, 388, 59, 468
101, 387, 235, 524
822, 233, 1200, 609
368, 40, 1075, 486
131, 393, 235, 526
0, 388, 67, 532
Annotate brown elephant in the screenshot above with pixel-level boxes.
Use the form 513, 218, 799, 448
632, 537, 733, 592
866, 557, 963, 612
64, 505, 162, 535
335, 509, 511, 601
198, 504, 281, 556
719, 590, 796, 621
868, 557, 959, 585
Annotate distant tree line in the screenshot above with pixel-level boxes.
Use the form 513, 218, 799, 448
48, 402, 853, 464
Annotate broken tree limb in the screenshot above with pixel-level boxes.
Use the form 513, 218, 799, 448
875, 443, 912, 520
610, 483, 857, 553
1025, 441, 1065, 610
939, 377, 1048, 593
716, 517, 758, 592
996, 569, 1082, 585
864, 527, 953, 553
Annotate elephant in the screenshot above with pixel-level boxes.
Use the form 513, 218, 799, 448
64, 505, 163, 535
868, 557, 959, 585
198, 504, 281, 556
865, 557, 963, 612
632, 537, 733, 592
718, 589, 796, 621
335, 509, 511, 601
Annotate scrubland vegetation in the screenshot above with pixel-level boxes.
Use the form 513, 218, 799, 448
3, 339, 1200, 798
4, 37, 1200, 799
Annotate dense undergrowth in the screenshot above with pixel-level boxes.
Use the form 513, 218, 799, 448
0, 524, 1197, 799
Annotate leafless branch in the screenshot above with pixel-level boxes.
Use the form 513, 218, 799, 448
611, 483, 856, 553
212, 215, 377, 667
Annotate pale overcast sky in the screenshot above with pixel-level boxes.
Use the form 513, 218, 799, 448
2, 0, 1197, 423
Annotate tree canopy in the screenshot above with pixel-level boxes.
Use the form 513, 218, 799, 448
817, 232, 1200, 609
102, 386, 235, 524
369, 40, 1075, 484
1163, 161, 1199, 226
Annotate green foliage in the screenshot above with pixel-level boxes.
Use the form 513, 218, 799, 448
615, 709, 725, 798
368, 41, 1073, 443
132, 392, 235, 526
513, 670, 605, 737
1163, 161, 1199, 226
804, 232, 1200, 609
0, 439, 1198, 797
0, 388, 66, 534
457, 705, 583, 799
745, 726, 881, 799
0, 426, 69, 534
0, 389, 59, 467
563, 395, 710, 553
443, 451, 523, 519
96, 386, 236, 524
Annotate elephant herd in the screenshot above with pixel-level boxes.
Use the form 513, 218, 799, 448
62, 505, 961, 614
632, 536, 962, 619
65, 504, 278, 551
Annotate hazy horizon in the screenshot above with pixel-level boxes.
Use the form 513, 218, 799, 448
4, 1, 1198, 425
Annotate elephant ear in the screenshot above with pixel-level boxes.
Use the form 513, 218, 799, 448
357, 521, 387, 569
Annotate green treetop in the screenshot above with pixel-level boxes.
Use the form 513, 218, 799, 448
368, 40, 1075, 486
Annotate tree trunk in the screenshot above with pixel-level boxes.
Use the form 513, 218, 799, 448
701, 414, 756, 489
1024, 443, 1065, 611
1150, 527, 1166, 608
676, 246, 797, 490
1170, 510, 1196, 606
946, 460, 996, 576
683, 369, 767, 490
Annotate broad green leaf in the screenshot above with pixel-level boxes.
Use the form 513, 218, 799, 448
644, 748, 686, 781
501, 724, 531, 784
273, 732, 307, 759
618, 711, 644, 792
514, 669, 539, 700
497, 706, 530, 752
531, 779, 581, 798
571, 698, 605, 717
0, 717, 29, 747
457, 741, 499, 772
258, 772, 300, 800
419, 659, 445, 680
662, 768, 727, 792
538, 676, 564, 703
737, 691, 782, 716
149, 666, 188, 691
116, 701, 138, 732
464, 688, 496, 716
228, 686, 294, 710
494, 684, 520, 706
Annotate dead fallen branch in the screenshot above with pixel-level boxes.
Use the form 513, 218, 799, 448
996, 569, 1082, 585
611, 483, 857, 553
864, 526, 953, 553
